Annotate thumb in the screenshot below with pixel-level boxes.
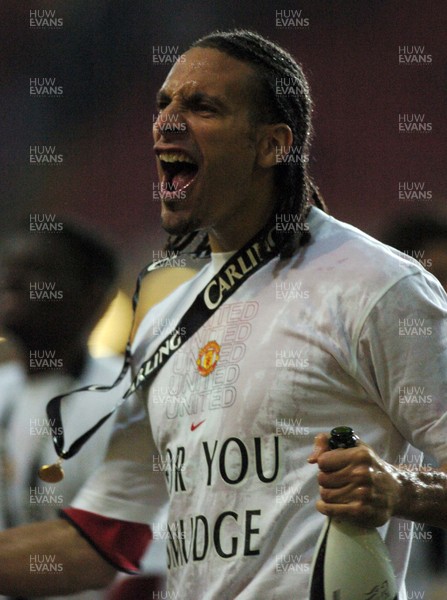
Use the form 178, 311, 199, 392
307, 432, 330, 463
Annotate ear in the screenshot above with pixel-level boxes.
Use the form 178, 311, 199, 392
255, 123, 293, 168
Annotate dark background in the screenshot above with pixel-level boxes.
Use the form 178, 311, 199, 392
1, 0, 446, 289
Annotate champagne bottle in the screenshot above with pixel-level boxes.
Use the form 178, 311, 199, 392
309, 426, 398, 600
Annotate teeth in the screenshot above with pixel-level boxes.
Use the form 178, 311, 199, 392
158, 152, 195, 164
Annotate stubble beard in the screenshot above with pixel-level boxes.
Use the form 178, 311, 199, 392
161, 212, 202, 237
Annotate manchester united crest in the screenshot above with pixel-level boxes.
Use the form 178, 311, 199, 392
197, 341, 220, 376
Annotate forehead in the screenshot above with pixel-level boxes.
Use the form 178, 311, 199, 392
159, 46, 256, 104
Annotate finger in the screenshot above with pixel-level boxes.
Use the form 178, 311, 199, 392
318, 465, 355, 488
317, 443, 374, 473
319, 463, 375, 494
319, 484, 372, 506
307, 433, 330, 463
316, 499, 387, 528
316, 498, 368, 519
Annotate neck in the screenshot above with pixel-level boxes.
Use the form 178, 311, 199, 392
209, 184, 275, 253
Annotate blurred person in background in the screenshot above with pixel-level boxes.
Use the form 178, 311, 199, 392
0, 223, 165, 599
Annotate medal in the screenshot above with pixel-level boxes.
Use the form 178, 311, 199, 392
38, 459, 64, 483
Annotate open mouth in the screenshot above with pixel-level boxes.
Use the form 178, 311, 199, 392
158, 151, 199, 199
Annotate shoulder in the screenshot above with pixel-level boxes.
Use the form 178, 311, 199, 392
272, 209, 447, 344
132, 262, 213, 352
308, 208, 420, 274
298, 208, 434, 302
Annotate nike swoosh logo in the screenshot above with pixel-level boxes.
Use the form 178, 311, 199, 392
190, 419, 206, 431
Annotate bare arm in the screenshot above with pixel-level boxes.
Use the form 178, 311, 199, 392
0, 518, 117, 597
308, 433, 447, 529
392, 463, 447, 528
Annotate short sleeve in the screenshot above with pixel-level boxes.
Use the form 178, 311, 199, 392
70, 391, 169, 524
355, 271, 447, 464
61, 507, 152, 573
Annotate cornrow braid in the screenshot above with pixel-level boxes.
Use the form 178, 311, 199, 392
165, 29, 327, 258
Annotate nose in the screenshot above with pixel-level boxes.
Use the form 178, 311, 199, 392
153, 105, 187, 139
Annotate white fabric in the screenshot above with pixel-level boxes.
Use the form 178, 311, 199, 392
73, 208, 447, 599
0, 355, 126, 600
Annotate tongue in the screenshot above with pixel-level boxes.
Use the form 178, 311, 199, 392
172, 169, 196, 190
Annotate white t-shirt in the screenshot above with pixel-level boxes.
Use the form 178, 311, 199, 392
73, 208, 447, 599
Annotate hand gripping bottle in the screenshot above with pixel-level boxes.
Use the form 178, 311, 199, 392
309, 426, 398, 600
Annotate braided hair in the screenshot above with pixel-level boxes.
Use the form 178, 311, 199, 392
165, 29, 327, 258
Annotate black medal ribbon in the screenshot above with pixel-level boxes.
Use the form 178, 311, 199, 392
44, 254, 178, 461
44, 223, 280, 469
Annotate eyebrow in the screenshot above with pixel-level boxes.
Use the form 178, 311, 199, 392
156, 89, 228, 112
155, 89, 170, 105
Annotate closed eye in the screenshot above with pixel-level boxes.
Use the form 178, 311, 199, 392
156, 90, 171, 112
156, 100, 170, 112
186, 93, 220, 115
